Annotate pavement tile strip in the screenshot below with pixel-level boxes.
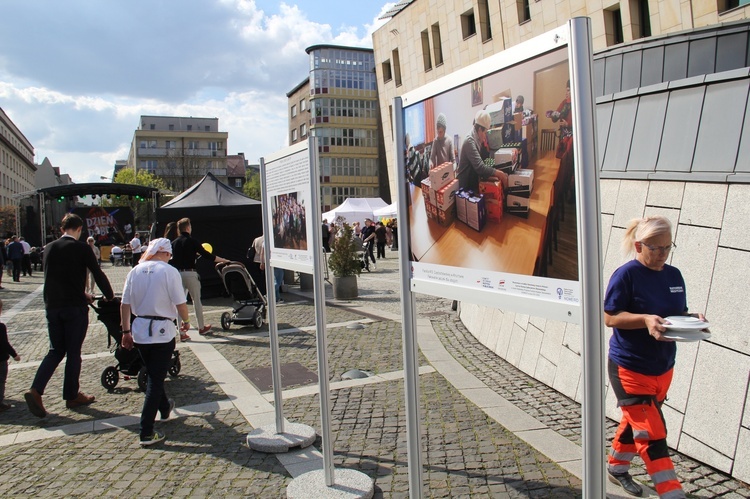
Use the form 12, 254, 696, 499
0, 262, 746, 497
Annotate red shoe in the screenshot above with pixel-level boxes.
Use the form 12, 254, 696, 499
198, 325, 213, 336
180, 333, 191, 342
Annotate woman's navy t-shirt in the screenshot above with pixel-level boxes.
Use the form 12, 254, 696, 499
604, 259, 688, 376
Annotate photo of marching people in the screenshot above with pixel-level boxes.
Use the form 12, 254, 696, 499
271, 192, 307, 251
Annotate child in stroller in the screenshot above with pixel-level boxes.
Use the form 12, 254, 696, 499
217, 262, 267, 330
91, 297, 181, 391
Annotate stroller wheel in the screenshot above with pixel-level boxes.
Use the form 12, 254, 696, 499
253, 310, 263, 329
137, 367, 148, 392
168, 357, 181, 377
221, 312, 231, 331
101, 366, 119, 390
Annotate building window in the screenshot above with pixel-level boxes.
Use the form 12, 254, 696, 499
169, 124, 174, 131
291, 104, 297, 118
188, 141, 199, 150
149, 124, 155, 130
431, 23, 444, 66
631, 0, 651, 38
291, 128, 298, 142
392, 49, 402, 86
719, 0, 750, 13
517, 0, 531, 23
166, 140, 176, 149
234, 178, 242, 188
187, 125, 193, 131
301, 123, 307, 137
300, 99, 306, 112
421, 30, 432, 72
382, 60, 393, 82
461, 9, 476, 39
605, 5, 624, 46
148, 140, 157, 148
478, 0, 492, 41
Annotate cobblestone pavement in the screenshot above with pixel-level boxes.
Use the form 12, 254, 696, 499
0, 256, 747, 497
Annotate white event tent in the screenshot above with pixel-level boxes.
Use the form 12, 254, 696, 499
321, 197, 388, 226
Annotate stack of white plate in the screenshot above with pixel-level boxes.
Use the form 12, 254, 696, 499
663, 316, 711, 342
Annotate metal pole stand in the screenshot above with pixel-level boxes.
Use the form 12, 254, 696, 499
287, 469, 374, 499
246, 422, 316, 453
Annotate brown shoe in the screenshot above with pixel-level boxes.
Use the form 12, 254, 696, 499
24, 388, 47, 418
66, 392, 96, 409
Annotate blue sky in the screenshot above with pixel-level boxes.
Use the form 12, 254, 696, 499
0, 0, 393, 183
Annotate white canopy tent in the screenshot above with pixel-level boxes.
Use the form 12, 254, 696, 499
373, 202, 397, 219
321, 197, 388, 226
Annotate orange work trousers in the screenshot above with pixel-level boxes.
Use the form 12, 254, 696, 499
607, 361, 685, 498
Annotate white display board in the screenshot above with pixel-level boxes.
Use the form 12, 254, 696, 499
261, 140, 315, 273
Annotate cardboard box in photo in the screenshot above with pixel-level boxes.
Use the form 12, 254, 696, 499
508, 169, 533, 194
429, 162, 455, 192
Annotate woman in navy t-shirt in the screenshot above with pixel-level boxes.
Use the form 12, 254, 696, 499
603, 216, 705, 498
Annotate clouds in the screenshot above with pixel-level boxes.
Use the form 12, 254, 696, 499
0, 0, 393, 183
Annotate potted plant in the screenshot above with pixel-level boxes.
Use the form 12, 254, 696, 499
326, 221, 361, 299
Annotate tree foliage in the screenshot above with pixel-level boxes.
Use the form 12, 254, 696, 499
243, 170, 261, 200
113, 168, 168, 190
0, 206, 17, 238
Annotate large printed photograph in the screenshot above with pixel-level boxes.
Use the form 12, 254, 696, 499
270, 191, 308, 251
404, 46, 578, 284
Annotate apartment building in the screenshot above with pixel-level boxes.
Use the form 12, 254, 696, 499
300, 44, 385, 211
287, 78, 310, 146
126, 115, 230, 192
0, 108, 36, 209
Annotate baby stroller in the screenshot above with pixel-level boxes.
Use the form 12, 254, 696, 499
217, 262, 268, 330
91, 297, 181, 391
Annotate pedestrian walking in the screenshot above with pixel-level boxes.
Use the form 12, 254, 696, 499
6, 236, 24, 282
20, 237, 32, 277
375, 221, 387, 259
120, 238, 189, 447
361, 218, 377, 268
164, 218, 229, 340
604, 215, 704, 498
86, 237, 101, 294
130, 233, 142, 268
24, 214, 115, 418
249, 234, 266, 296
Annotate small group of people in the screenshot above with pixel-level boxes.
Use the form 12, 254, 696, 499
0, 236, 39, 285
322, 217, 395, 272
106, 232, 146, 268
272, 193, 307, 251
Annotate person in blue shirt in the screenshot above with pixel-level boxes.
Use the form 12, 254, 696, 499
604, 216, 705, 498
6, 236, 24, 283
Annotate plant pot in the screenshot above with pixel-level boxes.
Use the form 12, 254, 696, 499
332, 275, 358, 300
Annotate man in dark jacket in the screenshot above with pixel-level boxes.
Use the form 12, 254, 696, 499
24, 214, 115, 418
169, 218, 229, 339
6, 236, 24, 283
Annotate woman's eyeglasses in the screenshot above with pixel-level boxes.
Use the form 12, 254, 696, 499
639, 242, 676, 254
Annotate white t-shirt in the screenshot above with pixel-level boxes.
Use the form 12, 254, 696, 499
121, 260, 186, 344
130, 237, 142, 254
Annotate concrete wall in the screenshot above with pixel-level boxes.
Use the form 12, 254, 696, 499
458, 179, 750, 482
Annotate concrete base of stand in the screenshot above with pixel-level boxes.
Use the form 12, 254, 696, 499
287, 469, 374, 499
246, 423, 316, 453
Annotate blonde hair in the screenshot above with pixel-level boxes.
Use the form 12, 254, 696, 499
621, 216, 673, 258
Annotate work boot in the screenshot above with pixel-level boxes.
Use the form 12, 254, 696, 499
608, 471, 643, 497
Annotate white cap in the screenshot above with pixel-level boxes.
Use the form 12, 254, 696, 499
142, 237, 172, 260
